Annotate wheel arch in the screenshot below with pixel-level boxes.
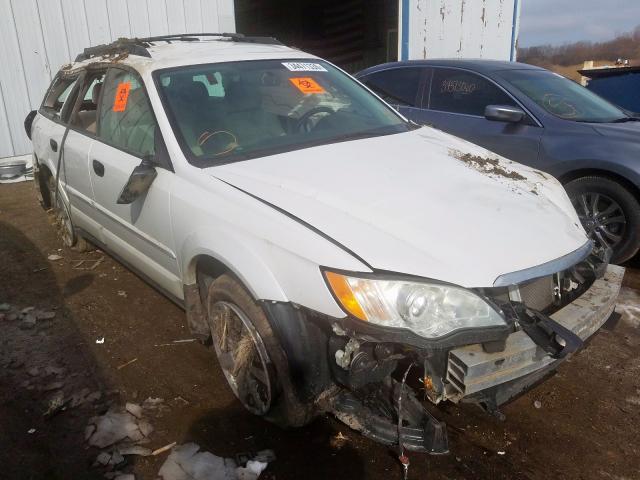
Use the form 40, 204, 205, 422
558, 167, 640, 203
35, 156, 54, 209
180, 230, 290, 341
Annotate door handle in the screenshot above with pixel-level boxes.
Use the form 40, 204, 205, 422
50, 139, 58, 152
92, 159, 105, 177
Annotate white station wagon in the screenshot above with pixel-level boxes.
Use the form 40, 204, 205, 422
26, 34, 624, 455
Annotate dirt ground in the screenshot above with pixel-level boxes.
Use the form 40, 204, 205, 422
1, 181, 640, 480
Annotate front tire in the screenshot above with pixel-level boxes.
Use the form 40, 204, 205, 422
205, 274, 313, 427
565, 176, 640, 263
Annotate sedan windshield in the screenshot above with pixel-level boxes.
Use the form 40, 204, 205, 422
500, 69, 627, 123
155, 59, 411, 165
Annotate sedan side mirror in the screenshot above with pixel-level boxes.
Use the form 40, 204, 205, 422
117, 156, 157, 204
485, 105, 526, 123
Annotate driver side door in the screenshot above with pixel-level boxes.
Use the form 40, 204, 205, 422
90, 67, 182, 299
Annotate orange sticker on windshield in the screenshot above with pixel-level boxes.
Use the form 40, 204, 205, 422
113, 82, 131, 112
289, 77, 325, 94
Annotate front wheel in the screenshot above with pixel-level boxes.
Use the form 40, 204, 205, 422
565, 176, 640, 264
205, 274, 313, 427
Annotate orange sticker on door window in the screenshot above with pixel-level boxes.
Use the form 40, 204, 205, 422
113, 82, 131, 112
289, 77, 325, 94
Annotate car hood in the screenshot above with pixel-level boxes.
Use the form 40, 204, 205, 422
208, 127, 588, 287
592, 120, 640, 140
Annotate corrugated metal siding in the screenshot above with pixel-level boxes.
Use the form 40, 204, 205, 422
0, 0, 235, 159
400, 0, 520, 62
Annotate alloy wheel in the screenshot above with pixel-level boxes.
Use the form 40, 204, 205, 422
571, 192, 626, 251
210, 301, 273, 415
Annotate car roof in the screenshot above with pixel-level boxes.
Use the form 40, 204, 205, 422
66, 35, 317, 75
356, 59, 545, 77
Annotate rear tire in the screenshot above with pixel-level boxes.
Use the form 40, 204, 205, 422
45, 176, 90, 252
205, 274, 313, 427
565, 176, 640, 264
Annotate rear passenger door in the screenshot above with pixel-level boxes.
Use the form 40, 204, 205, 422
412, 67, 542, 164
90, 67, 182, 299
358, 67, 426, 119
34, 74, 80, 180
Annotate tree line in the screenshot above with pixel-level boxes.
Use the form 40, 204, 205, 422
519, 25, 640, 67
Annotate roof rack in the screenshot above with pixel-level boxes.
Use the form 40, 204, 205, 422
74, 33, 283, 62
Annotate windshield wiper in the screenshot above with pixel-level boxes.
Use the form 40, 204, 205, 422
612, 116, 640, 123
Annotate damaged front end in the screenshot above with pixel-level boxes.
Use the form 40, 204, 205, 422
314, 245, 623, 455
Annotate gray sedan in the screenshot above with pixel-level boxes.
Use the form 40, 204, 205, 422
356, 60, 640, 263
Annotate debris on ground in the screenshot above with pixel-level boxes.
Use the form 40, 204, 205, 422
157, 443, 273, 480
154, 339, 198, 347
47, 254, 63, 261
329, 431, 349, 449
533, 400, 542, 409
85, 406, 154, 448
96, 337, 105, 344
117, 358, 138, 370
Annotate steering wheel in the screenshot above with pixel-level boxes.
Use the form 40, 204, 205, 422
197, 130, 238, 156
296, 106, 335, 133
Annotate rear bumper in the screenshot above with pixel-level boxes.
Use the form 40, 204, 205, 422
445, 264, 624, 403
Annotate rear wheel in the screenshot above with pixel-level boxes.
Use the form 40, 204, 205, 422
46, 176, 89, 251
565, 176, 640, 263
205, 274, 313, 427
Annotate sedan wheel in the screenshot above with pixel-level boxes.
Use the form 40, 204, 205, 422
565, 176, 640, 264
572, 192, 625, 251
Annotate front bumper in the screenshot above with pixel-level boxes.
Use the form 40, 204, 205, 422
445, 264, 624, 404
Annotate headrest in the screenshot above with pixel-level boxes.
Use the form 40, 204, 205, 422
92, 82, 102, 104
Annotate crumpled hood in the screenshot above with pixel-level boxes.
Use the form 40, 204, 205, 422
208, 127, 588, 287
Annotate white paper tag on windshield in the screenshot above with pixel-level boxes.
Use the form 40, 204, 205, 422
282, 62, 327, 72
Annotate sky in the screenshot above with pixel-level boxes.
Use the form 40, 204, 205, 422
518, 0, 640, 47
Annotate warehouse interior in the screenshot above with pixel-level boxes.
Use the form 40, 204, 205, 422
234, 0, 398, 73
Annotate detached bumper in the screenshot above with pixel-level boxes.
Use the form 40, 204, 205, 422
445, 264, 624, 403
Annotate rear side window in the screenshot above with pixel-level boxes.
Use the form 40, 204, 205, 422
360, 68, 422, 106
428, 68, 516, 116
41, 76, 78, 122
98, 69, 156, 157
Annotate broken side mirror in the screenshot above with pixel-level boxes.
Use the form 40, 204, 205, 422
485, 104, 526, 123
24, 110, 37, 140
116, 155, 158, 204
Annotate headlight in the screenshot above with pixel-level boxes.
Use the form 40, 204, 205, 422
324, 271, 505, 339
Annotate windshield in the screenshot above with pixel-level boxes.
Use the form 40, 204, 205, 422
500, 69, 627, 123
155, 59, 411, 165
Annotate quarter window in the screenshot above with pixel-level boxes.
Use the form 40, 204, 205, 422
98, 69, 156, 157
361, 68, 422, 107
428, 68, 516, 116
41, 76, 78, 121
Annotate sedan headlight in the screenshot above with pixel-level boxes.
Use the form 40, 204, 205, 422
324, 271, 505, 339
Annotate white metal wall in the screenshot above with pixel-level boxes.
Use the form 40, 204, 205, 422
399, 0, 520, 62
0, 0, 236, 159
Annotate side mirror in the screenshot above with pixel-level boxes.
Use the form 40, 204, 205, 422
117, 156, 157, 204
485, 105, 525, 123
24, 110, 37, 140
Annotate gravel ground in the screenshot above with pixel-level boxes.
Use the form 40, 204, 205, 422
1, 181, 639, 480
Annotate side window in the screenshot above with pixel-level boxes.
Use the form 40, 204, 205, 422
429, 68, 516, 116
41, 76, 78, 121
361, 68, 422, 107
98, 69, 156, 157
70, 73, 106, 133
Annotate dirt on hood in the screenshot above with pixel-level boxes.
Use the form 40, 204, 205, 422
450, 149, 526, 181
